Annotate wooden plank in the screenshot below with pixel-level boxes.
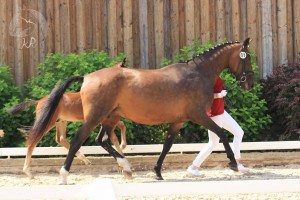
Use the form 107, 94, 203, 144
21, 0, 30, 80
256, 0, 263, 78
0, 0, 7, 65
154, 0, 164, 68
116, 0, 124, 54
2, 142, 300, 157
271, 1, 278, 68
239, 0, 247, 41
123, 0, 133, 66
224, 0, 232, 40
200, 0, 210, 43
38, 0, 47, 64
13, 0, 24, 87
277, 0, 287, 66
132, 0, 140, 68
286, 0, 293, 63
194, 0, 201, 41
6, 0, 15, 71
46, 0, 55, 53
216, 0, 225, 42
247, 0, 258, 56
85, 0, 93, 51
294, 0, 300, 63
108, 0, 117, 57
75, 0, 86, 53
147, 0, 155, 67
261, 0, 273, 78
163, 0, 171, 61
178, 0, 185, 49
185, 0, 194, 46
28, 0, 40, 78
69, 0, 77, 52
138, 0, 148, 68
99, 0, 108, 51
53, 0, 61, 52
231, 0, 240, 41
170, 0, 179, 59
208, 0, 216, 42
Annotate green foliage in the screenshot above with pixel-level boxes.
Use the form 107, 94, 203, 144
0, 66, 27, 147
260, 64, 300, 140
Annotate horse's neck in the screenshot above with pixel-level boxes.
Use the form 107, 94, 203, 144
197, 50, 231, 75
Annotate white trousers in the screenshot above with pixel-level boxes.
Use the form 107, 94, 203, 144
192, 110, 244, 167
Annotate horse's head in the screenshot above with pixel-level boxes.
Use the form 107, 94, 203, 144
229, 38, 254, 90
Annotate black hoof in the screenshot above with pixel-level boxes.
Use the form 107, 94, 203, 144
153, 165, 164, 180
228, 161, 238, 171
155, 176, 164, 180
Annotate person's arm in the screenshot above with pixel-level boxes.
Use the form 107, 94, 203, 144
214, 90, 227, 99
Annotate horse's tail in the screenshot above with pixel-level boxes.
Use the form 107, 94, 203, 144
7, 100, 38, 115
27, 76, 84, 146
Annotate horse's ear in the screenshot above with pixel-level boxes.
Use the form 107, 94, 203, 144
242, 38, 251, 49
121, 57, 127, 68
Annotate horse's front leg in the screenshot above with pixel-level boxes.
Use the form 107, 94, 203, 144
154, 122, 183, 180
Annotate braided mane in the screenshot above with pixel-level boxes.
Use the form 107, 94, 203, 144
180, 41, 240, 64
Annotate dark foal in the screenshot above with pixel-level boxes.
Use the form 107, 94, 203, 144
28, 38, 254, 184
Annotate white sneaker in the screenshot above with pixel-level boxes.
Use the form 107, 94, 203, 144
186, 165, 201, 176
238, 164, 250, 172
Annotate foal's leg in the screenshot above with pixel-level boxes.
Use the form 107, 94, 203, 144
96, 118, 132, 178
191, 112, 238, 171
117, 121, 127, 150
24, 124, 54, 179
154, 122, 184, 180
55, 120, 91, 165
109, 128, 124, 156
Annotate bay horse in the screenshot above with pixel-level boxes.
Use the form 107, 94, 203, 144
7, 92, 127, 179
28, 38, 254, 184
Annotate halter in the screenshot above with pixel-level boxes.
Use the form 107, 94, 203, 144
236, 51, 254, 83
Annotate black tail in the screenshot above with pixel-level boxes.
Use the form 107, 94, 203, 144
27, 76, 84, 146
7, 100, 37, 115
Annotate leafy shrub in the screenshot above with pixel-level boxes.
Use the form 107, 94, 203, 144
0, 66, 30, 147
260, 64, 300, 140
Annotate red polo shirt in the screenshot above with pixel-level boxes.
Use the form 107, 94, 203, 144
207, 77, 225, 117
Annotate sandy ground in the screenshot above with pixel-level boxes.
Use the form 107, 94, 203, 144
1, 164, 300, 199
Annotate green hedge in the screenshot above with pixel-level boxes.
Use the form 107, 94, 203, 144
2, 41, 272, 147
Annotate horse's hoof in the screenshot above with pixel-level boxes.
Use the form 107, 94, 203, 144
155, 176, 164, 181
123, 170, 133, 179
228, 162, 238, 172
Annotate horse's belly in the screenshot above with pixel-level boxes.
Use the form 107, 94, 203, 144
118, 103, 186, 125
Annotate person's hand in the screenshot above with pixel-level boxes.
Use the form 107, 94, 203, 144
220, 90, 227, 97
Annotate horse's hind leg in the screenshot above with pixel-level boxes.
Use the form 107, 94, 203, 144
154, 122, 184, 180
96, 118, 132, 179
55, 120, 91, 165
24, 124, 54, 179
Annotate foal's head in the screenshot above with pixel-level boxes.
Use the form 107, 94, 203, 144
229, 38, 254, 90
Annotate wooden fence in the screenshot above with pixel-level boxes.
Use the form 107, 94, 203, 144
0, 0, 300, 87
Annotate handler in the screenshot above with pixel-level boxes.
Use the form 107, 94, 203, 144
187, 76, 249, 176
